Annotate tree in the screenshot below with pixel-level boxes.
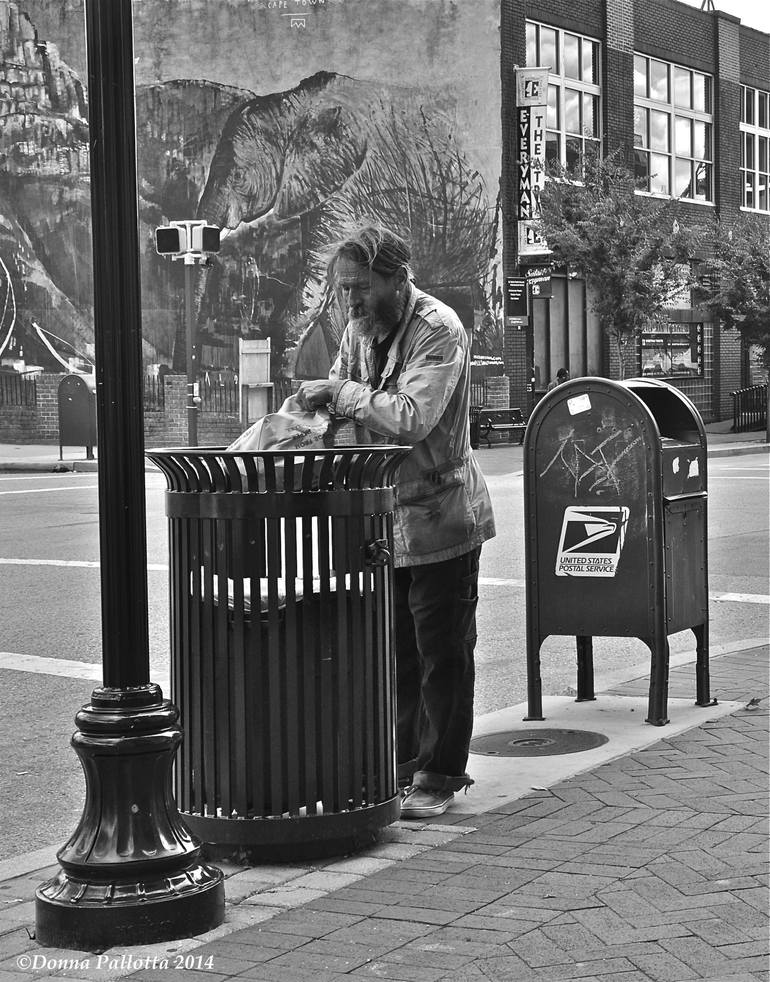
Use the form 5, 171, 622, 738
702, 216, 770, 371
536, 148, 698, 378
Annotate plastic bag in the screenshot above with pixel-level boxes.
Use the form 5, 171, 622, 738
227, 394, 332, 452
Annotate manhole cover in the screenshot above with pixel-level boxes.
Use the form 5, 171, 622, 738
470, 728, 609, 757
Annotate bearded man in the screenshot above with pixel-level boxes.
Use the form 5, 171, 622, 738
297, 226, 495, 819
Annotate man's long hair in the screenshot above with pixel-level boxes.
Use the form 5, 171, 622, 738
325, 225, 415, 282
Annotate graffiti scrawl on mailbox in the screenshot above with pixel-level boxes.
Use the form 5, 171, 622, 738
539, 427, 643, 498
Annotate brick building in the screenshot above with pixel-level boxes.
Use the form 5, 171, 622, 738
501, 0, 770, 420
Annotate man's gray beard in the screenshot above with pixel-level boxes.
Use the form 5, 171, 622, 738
349, 315, 380, 337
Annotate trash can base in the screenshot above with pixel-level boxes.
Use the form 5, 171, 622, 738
185, 795, 401, 864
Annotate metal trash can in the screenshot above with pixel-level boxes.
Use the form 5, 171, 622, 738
58, 374, 97, 460
146, 445, 410, 861
523, 377, 710, 726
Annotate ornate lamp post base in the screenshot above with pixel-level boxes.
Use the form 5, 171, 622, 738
35, 685, 225, 951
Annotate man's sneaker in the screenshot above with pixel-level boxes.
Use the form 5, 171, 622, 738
400, 786, 454, 819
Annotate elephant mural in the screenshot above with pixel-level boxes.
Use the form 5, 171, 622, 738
0, 1, 501, 378
191, 70, 499, 377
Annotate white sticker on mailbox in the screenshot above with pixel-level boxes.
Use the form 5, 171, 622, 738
567, 393, 592, 415
555, 506, 630, 577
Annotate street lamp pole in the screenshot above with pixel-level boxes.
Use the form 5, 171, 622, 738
35, 0, 223, 950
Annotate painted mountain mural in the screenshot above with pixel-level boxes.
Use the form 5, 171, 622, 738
0, 1, 501, 377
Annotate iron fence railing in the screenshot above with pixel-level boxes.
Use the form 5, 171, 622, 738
143, 374, 166, 411
142, 373, 297, 415
470, 379, 489, 408
731, 383, 768, 433
271, 376, 294, 411
0, 373, 37, 407
199, 374, 238, 414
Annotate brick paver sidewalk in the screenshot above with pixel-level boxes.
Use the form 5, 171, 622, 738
120, 647, 768, 982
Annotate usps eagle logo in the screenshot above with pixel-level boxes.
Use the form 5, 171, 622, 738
555, 506, 630, 577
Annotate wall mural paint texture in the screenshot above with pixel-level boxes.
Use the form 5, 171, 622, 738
0, 0, 502, 379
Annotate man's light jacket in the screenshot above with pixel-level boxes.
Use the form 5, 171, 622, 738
328, 283, 496, 567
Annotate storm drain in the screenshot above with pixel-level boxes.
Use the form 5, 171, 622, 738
470, 728, 609, 757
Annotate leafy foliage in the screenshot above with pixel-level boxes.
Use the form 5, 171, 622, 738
536, 149, 698, 376
702, 216, 770, 368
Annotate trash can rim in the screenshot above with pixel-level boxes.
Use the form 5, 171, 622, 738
145, 445, 412, 456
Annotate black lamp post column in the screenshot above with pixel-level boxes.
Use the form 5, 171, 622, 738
35, 0, 223, 950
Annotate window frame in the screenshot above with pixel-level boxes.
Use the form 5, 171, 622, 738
526, 20, 602, 174
634, 53, 714, 205
740, 84, 770, 214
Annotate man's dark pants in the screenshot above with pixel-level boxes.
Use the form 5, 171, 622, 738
394, 547, 481, 793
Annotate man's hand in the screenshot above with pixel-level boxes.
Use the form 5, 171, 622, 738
296, 379, 337, 411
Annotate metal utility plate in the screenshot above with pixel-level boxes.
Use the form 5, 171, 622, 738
469, 727, 609, 757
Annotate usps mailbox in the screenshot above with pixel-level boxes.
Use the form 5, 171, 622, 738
58, 374, 97, 460
523, 377, 711, 725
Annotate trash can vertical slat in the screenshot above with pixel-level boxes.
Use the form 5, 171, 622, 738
214, 518, 231, 816
188, 517, 204, 816
170, 521, 188, 808
228, 520, 249, 819
377, 545, 394, 798
281, 517, 298, 816
265, 514, 282, 814
363, 561, 376, 802
242, 599, 261, 821
200, 516, 217, 811
333, 515, 349, 810
316, 512, 333, 811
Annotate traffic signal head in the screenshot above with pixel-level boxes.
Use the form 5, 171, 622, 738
154, 222, 221, 257
155, 226, 183, 254
191, 224, 220, 253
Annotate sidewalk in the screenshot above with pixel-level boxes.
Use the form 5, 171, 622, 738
0, 421, 767, 473
0, 643, 767, 980
1, 424, 767, 980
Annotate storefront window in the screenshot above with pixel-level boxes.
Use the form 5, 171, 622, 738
639, 322, 704, 378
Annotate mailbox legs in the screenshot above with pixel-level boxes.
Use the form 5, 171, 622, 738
645, 629, 671, 726
524, 623, 545, 721
575, 636, 596, 702
693, 624, 715, 707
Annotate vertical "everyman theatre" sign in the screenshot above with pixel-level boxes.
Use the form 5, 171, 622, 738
515, 67, 550, 258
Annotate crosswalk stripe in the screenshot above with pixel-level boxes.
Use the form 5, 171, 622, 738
1, 562, 767, 604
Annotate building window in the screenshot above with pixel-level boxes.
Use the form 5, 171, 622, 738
526, 21, 601, 172
741, 85, 770, 212
634, 54, 713, 203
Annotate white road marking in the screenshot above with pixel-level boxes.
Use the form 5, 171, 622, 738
476, 577, 769, 605
0, 484, 98, 495
0, 650, 170, 689
711, 592, 770, 605
1, 563, 766, 603
0, 557, 168, 571
0, 651, 102, 680
0, 474, 92, 481
479, 576, 526, 588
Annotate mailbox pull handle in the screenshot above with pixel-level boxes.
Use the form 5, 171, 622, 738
365, 539, 391, 567
663, 491, 708, 503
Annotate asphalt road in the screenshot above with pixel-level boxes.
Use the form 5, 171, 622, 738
0, 450, 767, 859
